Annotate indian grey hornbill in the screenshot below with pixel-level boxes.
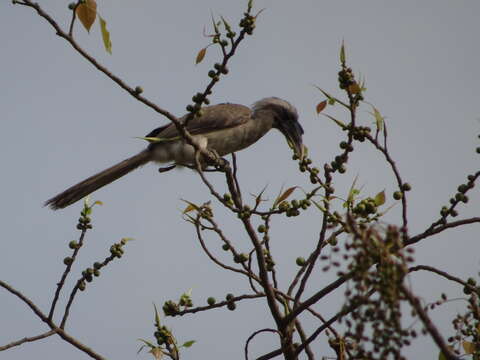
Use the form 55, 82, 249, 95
45, 97, 304, 210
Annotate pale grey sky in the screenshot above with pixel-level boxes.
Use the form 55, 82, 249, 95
1, 1, 479, 359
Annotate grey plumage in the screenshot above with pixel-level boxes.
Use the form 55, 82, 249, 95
45, 97, 303, 210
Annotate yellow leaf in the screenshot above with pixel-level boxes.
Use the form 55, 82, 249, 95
369, 105, 384, 132
195, 47, 207, 64
182, 200, 200, 214
374, 190, 386, 206
93, 200, 103, 206
99, 16, 112, 54
273, 186, 297, 208
463, 341, 476, 354
76, 0, 97, 32
316, 100, 327, 114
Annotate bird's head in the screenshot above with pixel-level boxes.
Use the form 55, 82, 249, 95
253, 97, 304, 160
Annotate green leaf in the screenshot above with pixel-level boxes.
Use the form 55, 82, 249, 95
311, 200, 326, 213
137, 338, 155, 349
195, 47, 207, 64
312, 86, 350, 109
374, 190, 386, 206
369, 105, 384, 132
340, 40, 346, 64
273, 186, 297, 208
99, 16, 112, 54
153, 303, 161, 328
253, 185, 268, 209
345, 176, 359, 207
322, 114, 347, 130
182, 340, 196, 348
221, 16, 232, 32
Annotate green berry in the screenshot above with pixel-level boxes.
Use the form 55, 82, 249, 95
402, 183, 412, 191
467, 277, 477, 286
257, 224, 266, 233
393, 191, 403, 200
68, 2, 75, 10
227, 302, 236, 311
207, 297, 216, 305
222, 244, 230, 251
63, 257, 73, 266
69, 240, 78, 249
296, 257, 306, 266
134, 86, 143, 95
226, 293, 234, 301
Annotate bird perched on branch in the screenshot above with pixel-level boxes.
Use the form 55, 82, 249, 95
45, 97, 304, 210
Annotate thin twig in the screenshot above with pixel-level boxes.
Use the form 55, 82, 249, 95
0, 330, 56, 351
49, 227, 88, 320
60, 251, 118, 329
364, 132, 408, 233
232, 153, 243, 203
401, 285, 459, 360
245, 328, 280, 360
294, 320, 314, 360
406, 217, 480, 246
193, 216, 254, 278
284, 272, 352, 326
176, 293, 264, 316
0, 280, 106, 359
409, 264, 471, 288
67, 1, 78, 36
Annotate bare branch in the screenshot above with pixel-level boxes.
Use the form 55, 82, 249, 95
49, 227, 88, 320
245, 329, 280, 360
401, 285, 459, 360
176, 293, 264, 316
409, 264, 471, 288
406, 217, 480, 246
0, 330, 56, 351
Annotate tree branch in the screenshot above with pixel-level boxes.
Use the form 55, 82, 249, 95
0, 330, 56, 351
401, 285, 459, 360
406, 217, 480, 246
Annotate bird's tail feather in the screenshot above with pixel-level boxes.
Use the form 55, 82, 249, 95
45, 150, 152, 210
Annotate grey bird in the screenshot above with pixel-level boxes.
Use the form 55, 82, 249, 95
45, 97, 304, 210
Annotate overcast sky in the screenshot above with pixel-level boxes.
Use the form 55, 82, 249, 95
1, 1, 479, 359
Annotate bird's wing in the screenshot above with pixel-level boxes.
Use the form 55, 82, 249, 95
145, 103, 251, 139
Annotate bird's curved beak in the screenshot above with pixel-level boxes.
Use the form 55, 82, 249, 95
280, 120, 304, 160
